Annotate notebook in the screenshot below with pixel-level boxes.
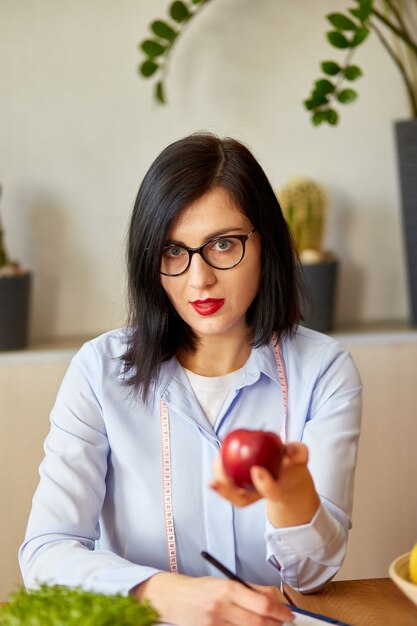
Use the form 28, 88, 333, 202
285, 604, 351, 625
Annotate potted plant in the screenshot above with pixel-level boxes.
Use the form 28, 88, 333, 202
302, 1, 417, 325
0, 584, 158, 626
137, 0, 417, 325
277, 176, 338, 333
0, 184, 32, 350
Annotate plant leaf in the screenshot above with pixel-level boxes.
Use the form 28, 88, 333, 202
351, 26, 369, 47
359, 0, 373, 18
321, 61, 341, 76
191, 0, 208, 3
309, 91, 329, 107
327, 30, 350, 49
170, 1, 191, 23
312, 111, 326, 126
315, 79, 335, 95
325, 109, 339, 125
140, 39, 166, 57
151, 20, 177, 42
345, 64, 362, 80
140, 60, 159, 77
337, 88, 358, 103
327, 12, 357, 31
349, 0, 372, 22
155, 81, 166, 104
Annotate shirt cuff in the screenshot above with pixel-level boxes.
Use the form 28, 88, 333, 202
264, 503, 341, 569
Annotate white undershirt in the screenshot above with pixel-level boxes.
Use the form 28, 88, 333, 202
184, 368, 241, 427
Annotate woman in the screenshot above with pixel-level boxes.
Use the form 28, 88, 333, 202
19, 133, 362, 626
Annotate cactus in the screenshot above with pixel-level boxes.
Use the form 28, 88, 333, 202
0, 184, 8, 269
277, 176, 328, 257
0, 184, 22, 275
0, 224, 7, 268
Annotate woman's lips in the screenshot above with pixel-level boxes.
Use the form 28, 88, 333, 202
190, 298, 225, 316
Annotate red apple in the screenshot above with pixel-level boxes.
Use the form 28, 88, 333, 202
221, 429, 285, 491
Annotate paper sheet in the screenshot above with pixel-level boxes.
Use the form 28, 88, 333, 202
286, 606, 350, 625
159, 615, 348, 626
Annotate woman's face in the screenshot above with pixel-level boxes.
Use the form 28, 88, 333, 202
160, 187, 261, 343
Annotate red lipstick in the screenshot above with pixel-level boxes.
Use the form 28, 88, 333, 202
190, 298, 225, 316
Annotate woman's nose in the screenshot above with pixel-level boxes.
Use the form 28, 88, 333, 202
187, 252, 216, 288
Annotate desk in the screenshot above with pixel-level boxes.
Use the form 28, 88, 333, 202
1, 580, 416, 625
285, 578, 417, 626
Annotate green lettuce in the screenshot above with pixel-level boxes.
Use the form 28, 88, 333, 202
0, 584, 159, 626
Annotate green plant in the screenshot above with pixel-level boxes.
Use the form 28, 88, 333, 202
305, 0, 417, 125
0, 184, 22, 276
138, 0, 417, 123
277, 177, 329, 262
0, 584, 159, 626
138, 0, 210, 103
0, 217, 7, 269
0, 185, 8, 269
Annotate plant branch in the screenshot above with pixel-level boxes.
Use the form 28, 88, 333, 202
383, 0, 413, 42
371, 5, 417, 54
322, 47, 356, 113
162, 0, 213, 77
144, 0, 214, 102
336, 47, 356, 91
384, 0, 417, 103
370, 17, 417, 115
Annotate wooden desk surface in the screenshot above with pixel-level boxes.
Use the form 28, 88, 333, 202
285, 578, 417, 626
1, 579, 416, 625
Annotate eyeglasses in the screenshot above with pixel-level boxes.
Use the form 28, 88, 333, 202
160, 228, 256, 277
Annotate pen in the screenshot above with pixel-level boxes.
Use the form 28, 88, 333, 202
201, 550, 256, 590
200, 550, 351, 626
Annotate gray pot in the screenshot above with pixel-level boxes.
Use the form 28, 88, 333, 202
300, 259, 338, 333
0, 272, 32, 350
395, 119, 417, 326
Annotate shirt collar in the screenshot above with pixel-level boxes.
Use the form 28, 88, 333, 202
236, 341, 282, 388
118, 339, 283, 391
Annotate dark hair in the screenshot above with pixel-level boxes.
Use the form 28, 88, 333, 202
124, 132, 302, 399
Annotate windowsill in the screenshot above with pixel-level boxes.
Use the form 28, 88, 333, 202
27, 335, 95, 351
331, 320, 417, 345
0, 335, 93, 363
1, 321, 416, 362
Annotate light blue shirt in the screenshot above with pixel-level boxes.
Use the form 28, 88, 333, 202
19, 325, 362, 594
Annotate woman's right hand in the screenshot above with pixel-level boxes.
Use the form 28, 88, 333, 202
132, 571, 294, 625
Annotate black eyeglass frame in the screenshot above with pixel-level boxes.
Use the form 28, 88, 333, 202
160, 228, 256, 277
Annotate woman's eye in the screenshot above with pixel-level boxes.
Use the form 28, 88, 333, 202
165, 246, 185, 258
212, 239, 233, 252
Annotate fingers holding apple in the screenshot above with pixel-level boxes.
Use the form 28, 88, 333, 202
221, 429, 285, 490
212, 430, 319, 526
245, 438, 320, 528
210, 429, 285, 507
209, 455, 262, 507
249, 442, 310, 501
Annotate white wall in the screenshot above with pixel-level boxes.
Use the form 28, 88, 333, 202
0, 0, 411, 340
